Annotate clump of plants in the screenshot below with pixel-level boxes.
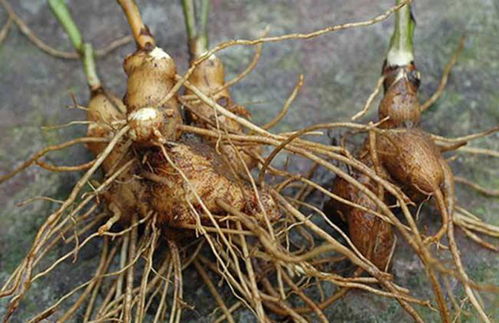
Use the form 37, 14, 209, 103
0, 0, 497, 322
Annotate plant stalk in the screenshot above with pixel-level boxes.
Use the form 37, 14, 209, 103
48, 0, 101, 90
387, 0, 415, 66
48, 0, 83, 51
117, 0, 156, 50
181, 0, 210, 59
82, 43, 101, 91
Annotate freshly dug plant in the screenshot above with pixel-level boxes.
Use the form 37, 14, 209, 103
327, 1, 497, 321
374, 17, 453, 247
2, 0, 497, 321
328, 0, 440, 271
0, 1, 284, 321
114, 0, 278, 225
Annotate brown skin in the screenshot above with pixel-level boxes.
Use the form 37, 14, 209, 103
328, 152, 395, 270
377, 128, 444, 197
377, 64, 455, 244
378, 63, 421, 129
86, 89, 279, 229
123, 49, 178, 114
185, 55, 260, 173
348, 191, 394, 270
86, 48, 279, 230
327, 63, 454, 269
186, 55, 244, 133
123, 48, 183, 145
86, 88, 126, 167
86, 88, 147, 222
376, 127, 454, 244
146, 138, 279, 227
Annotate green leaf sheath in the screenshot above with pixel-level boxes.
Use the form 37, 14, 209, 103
387, 0, 415, 66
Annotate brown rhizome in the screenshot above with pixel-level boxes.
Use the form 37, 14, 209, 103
0, 0, 498, 322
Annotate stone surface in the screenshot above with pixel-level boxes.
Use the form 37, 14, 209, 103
0, 0, 497, 321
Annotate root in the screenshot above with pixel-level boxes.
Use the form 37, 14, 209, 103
457, 226, 498, 252
34, 159, 95, 172
454, 210, 499, 238
166, 239, 184, 323
180, 118, 459, 323
261, 278, 308, 323
0, 16, 12, 45
193, 259, 235, 323
448, 220, 491, 322
234, 221, 267, 322
455, 146, 499, 158
2, 127, 128, 319
0, 137, 108, 184
280, 271, 328, 323
272, 195, 425, 322
263, 74, 304, 130
352, 76, 385, 121
123, 215, 138, 322
97, 203, 122, 235
217, 41, 263, 94
431, 126, 499, 144
455, 177, 499, 197
57, 239, 115, 322
423, 189, 449, 245
94, 35, 133, 57
214, 302, 242, 323
420, 36, 465, 112
218, 200, 428, 304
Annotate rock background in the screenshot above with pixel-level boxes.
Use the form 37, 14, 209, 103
0, 0, 497, 321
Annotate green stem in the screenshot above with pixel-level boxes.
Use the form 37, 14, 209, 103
48, 0, 100, 89
387, 0, 415, 66
181, 0, 210, 59
82, 43, 101, 91
48, 0, 83, 51
198, 0, 210, 51
181, 0, 197, 42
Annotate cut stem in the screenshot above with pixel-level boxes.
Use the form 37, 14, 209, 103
387, 0, 415, 66
117, 0, 156, 50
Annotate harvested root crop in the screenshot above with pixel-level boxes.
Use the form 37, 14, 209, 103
1, 0, 497, 322
326, 1, 498, 321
